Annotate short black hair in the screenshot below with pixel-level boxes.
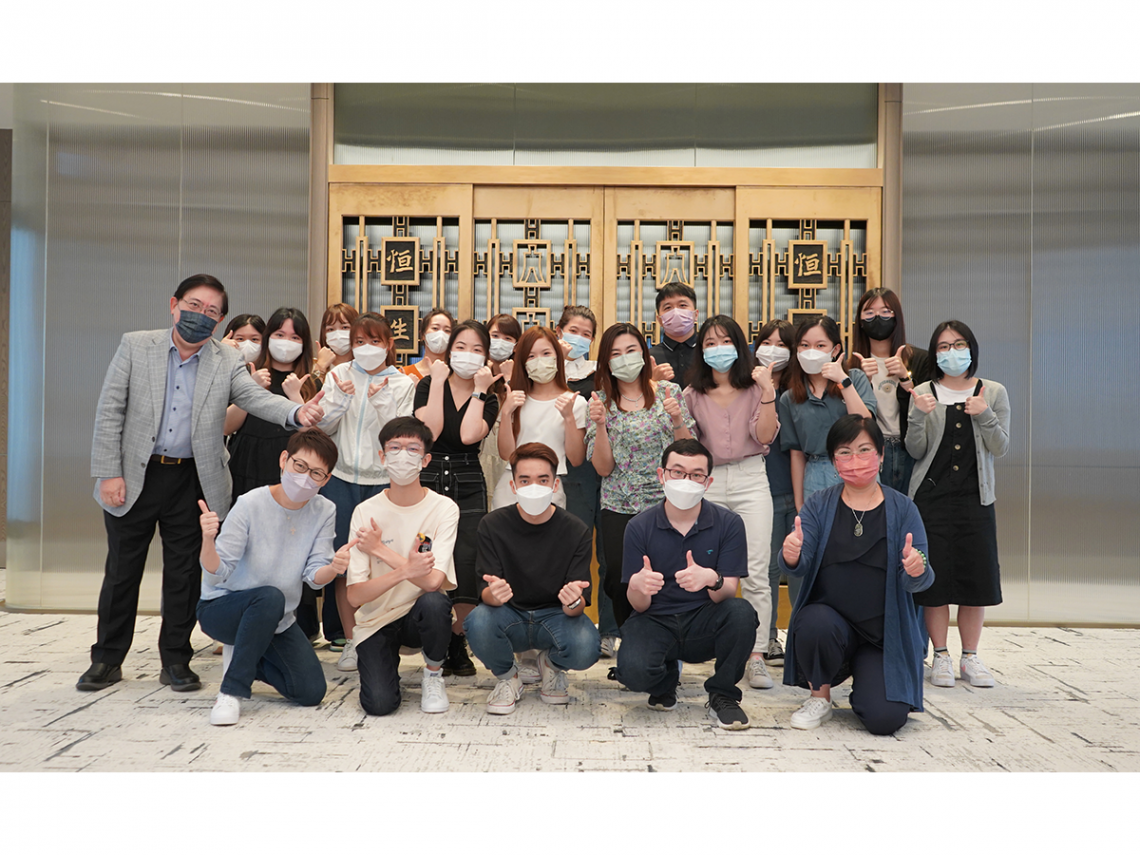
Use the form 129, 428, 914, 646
687, 314, 756, 393
286, 427, 339, 474
378, 416, 434, 455
445, 319, 491, 363
928, 319, 980, 381
174, 273, 229, 318
826, 415, 884, 461
655, 283, 697, 313
660, 438, 713, 475
224, 313, 265, 338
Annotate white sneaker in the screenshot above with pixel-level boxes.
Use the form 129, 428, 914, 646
930, 652, 955, 687
599, 636, 617, 659
746, 654, 774, 689
486, 674, 523, 715
210, 692, 241, 726
960, 654, 996, 688
336, 640, 358, 672
537, 651, 569, 705
517, 653, 541, 686
420, 668, 450, 713
790, 696, 833, 730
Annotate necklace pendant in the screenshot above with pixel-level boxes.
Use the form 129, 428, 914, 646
854, 521, 863, 537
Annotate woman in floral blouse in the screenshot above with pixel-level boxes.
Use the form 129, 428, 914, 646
587, 322, 695, 628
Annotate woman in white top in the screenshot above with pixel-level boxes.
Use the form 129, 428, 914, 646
311, 302, 359, 388
492, 326, 588, 510
316, 312, 417, 668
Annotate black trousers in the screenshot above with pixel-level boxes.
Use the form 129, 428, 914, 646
91, 460, 204, 668
792, 603, 911, 736
599, 509, 636, 628
355, 591, 453, 717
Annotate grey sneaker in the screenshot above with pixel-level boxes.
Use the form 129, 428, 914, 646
960, 654, 996, 688
537, 651, 569, 705
930, 652, 955, 687
517, 653, 541, 685
486, 674, 523, 715
599, 636, 617, 659
746, 654, 774, 689
763, 637, 784, 667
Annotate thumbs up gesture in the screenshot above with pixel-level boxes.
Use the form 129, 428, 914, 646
782, 515, 804, 566
884, 345, 909, 380
675, 549, 715, 592
901, 532, 925, 577
650, 356, 674, 382
819, 352, 848, 384
859, 353, 879, 380
558, 579, 590, 607
296, 389, 326, 426
588, 391, 606, 426
198, 499, 219, 541
661, 385, 683, 425
910, 386, 937, 414
629, 555, 665, 598
282, 372, 310, 402
329, 537, 360, 577
964, 384, 988, 416
482, 573, 513, 604
503, 385, 527, 415
368, 377, 389, 398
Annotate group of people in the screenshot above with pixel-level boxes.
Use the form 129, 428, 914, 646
80, 274, 1010, 737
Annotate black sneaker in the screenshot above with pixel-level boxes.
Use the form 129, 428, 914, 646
763, 637, 785, 667
441, 634, 477, 677
706, 693, 750, 730
647, 692, 677, 711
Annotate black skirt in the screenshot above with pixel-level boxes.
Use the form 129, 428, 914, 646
421, 452, 486, 606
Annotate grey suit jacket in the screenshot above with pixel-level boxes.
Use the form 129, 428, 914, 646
91, 329, 297, 518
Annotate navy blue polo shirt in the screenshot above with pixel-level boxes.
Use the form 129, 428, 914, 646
621, 499, 748, 617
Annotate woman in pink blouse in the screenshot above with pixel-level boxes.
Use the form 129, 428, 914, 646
682, 315, 779, 690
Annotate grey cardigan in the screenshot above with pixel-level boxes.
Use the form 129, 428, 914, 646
904, 378, 1011, 506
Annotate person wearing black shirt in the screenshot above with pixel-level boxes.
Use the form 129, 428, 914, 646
464, 442, 599, 715
647, 283, 699, 387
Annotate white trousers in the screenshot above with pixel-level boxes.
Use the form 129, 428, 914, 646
703, 454, 773, 653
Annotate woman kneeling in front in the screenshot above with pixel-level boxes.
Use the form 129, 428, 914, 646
779, 415, 934, 735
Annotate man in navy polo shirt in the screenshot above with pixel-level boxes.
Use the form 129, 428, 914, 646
615, 439, 759, 729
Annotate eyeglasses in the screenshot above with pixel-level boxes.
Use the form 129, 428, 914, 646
287, 456, 329, 482
384, 443, 424, 457
833, 446, 878, 461
663, 467, 708, 484
861, 308, 895, 320
936, 340, 970, 353
179, 298, 224, 321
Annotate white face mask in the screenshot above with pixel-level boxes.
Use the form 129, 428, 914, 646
424, 330, 450, 355
662, 477, 705, 511
325, 329, 351, 356
449, 351, 485, 379
353, 344, 388, 372
797, 349, 833, 375
756, 344, 790, 371
489, 338, 515, 362
268, 339, 303, 364
236, 339, 261, 364
383, 449, 424, 486
515, 483, 554, 516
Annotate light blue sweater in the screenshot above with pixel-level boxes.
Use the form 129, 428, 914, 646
200, 487, 336, 634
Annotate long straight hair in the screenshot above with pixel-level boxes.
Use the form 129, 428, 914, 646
687, 315, 756, 394
847, 287, 912, 371
256, 307, 318, 400
594, 322, 655, 412
785, 316, 844, 405
509, 326, 570, 438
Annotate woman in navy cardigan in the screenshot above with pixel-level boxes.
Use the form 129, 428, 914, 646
779, 414, 934, 734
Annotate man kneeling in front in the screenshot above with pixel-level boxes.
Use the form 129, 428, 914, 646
197, 428, 349, 726
616, 439, 759, 729
465, 442, 600, 714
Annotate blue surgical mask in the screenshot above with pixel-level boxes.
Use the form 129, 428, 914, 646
936, 349, 972, 377
702, 345, 738, 373
176, 309, 217, 344
562, 333, 591, 360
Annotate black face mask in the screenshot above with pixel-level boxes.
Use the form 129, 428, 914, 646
860, 316, 896, 341
176, 309, 218, 344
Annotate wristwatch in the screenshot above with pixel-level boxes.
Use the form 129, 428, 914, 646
706, 573, 724, 592
471, 390, 487, 401
840, 376, 852, 389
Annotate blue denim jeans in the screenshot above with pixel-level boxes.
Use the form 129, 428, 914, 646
464, 604, 601, 678
881, 437, 915, 495
197, 586, 326, 705
767, 492, 799, 639
616, 599, 758, 703
562, 458, 619, 638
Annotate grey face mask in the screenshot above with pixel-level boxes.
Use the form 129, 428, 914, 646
609, 353, 645, 383
176, 310, 217, 344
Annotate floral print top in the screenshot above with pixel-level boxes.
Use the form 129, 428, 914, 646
586, 380, 696, 515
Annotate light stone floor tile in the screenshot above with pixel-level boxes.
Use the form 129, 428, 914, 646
3, 569, 1139, 772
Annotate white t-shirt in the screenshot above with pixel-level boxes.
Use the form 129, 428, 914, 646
932, 380, 974, 405
346, 488, 459, 646
870, 356, 902, 437
490, 394, 587, 510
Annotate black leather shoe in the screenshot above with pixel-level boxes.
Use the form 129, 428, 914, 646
77, 663, 122, 691
160, 663, 202, 692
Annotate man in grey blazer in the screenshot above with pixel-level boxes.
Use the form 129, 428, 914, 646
79, 274, 326, 692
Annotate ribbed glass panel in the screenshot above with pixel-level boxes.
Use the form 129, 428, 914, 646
334, 83, 878, 169
7, 84, 310, 610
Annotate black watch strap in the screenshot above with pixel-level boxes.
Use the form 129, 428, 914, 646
840, 376, 853, 389
707, 573, 724, 592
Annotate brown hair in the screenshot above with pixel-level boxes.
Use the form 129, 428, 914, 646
785, 316, 844, 405
319, 303, 359, 349
255, 307, 319, 401
509, 327, 570, 439
350, 313, 398, 368
756, 318, 795, 392
556, 305, 598, 338
487, 313, 522, 343
510, 441, 559, 479
847, 288, 912, 371
420, 308, 455, 341
286, 427, 339, 474
594, 322, 654, 412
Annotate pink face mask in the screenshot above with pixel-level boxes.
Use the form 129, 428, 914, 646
660, 308, 696, 338
834, 454, 880, 489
